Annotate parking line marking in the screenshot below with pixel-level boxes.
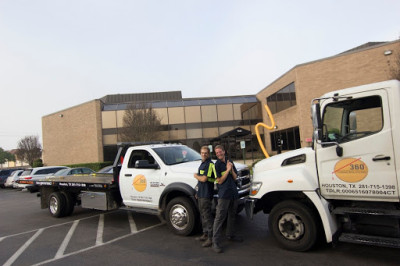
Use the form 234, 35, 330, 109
32, 223, 163, 266
4, 228, 44, 266
96, 214, 104, 245
55, 220, 80, 259
0, 211, 118, 241
128, 212, 138, 233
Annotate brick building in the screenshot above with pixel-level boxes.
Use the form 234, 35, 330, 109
256, 40, 400, 155
42, 93, 262, 165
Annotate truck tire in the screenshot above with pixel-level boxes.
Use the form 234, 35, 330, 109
61, 191, 75, 217
48, 192, 66, 218
166, 197, 197, 236
268, 200, 319, 252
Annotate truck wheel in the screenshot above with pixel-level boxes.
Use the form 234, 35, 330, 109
166, 197, 197, 236
48, 192, 66, 218
61, 191, 75, 217
268, 200, 319, 251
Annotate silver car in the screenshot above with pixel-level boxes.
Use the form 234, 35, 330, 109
17, 166, 69, 190
5, 170, 24, 188
52, 167, 95, 177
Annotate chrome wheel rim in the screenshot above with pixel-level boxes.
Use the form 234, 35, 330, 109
170, 204, 188, 231
49, 196, 59, 214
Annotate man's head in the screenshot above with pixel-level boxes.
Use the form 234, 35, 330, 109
200, 146, 210, 162
214, 145, 225, 161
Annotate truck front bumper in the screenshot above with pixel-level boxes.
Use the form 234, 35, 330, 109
245, 198, 257, 219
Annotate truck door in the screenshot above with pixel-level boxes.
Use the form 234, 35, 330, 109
119, 149, 162, 209
317, 89, 398, 201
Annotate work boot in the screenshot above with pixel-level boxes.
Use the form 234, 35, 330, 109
195, 233, 208, 241
212, 244, 223, 253
202, 238, 212, 247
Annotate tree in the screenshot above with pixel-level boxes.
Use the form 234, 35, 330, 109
0, 147, 15, 165
120, 102, 162, 142
16, 135, 42, 166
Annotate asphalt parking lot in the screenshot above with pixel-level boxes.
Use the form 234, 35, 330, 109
1, 189, 400, 266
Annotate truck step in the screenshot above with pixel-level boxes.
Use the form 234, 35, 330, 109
332, 207, 400, 217
339, 233, 400, 248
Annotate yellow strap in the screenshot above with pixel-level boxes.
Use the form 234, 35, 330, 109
207, 163, 216, 183
255, 104, 276, 158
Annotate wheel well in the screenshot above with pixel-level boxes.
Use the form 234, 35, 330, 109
256, 191, 312, 214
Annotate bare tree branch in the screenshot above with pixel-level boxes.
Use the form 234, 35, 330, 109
16, 135, 42, 166
120, 102, 162, 142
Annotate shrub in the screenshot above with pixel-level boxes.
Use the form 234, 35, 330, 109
33, 159, 44, 167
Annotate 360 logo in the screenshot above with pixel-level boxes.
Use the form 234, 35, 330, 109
133, 174, 147, 192
333, 158, 368, 183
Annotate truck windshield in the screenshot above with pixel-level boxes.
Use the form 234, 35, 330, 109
152, 146, 202, 165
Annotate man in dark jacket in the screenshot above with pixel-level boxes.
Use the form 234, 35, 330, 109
212, 145, 242, 253
194, 146, 216, 247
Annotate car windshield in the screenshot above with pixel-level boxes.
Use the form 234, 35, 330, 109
152, 146, 201, 165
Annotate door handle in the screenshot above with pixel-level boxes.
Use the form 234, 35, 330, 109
125, 174, 132, 177
372, 156, 391, 161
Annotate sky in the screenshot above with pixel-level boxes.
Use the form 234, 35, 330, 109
0, 0, 399, 151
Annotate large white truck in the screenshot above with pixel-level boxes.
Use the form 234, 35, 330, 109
34, 143, 251, 236
246, 80, 400, 251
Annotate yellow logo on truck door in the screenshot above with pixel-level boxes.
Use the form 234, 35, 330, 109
333, 158, 368, 183
133, 174, 147, 192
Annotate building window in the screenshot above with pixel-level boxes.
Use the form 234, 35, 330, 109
270, 126, 300, 152
267, 82, 296, 114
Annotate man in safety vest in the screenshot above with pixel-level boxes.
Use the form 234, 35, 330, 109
194, 146, 216, 248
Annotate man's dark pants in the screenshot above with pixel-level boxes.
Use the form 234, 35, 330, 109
198, 197, 213, 238
212, 198, 238, 245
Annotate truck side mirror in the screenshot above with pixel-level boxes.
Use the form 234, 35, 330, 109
349, 111, 357, 134
311, 103, 322, 141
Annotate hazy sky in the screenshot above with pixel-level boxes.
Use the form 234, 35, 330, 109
0, 0, 399, 151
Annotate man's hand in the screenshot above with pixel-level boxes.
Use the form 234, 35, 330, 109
227, 161, 233, 172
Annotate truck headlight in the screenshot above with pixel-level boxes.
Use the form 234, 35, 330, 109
250, 182, 262, 196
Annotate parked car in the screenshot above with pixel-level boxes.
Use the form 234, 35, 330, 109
17, 166, 69, 191
97, 165, 113, 174
0, 168, 24, 188
5, 170, 24, 188
51, 167, 95, 177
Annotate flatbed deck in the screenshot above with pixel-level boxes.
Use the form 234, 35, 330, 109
34, 173, 115, 189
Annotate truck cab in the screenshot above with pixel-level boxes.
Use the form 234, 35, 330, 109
247, 80, 400, 251
117, 143, 251, 235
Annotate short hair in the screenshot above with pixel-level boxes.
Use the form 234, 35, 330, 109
214, 145, 225, 151
200, 146, 210, 153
